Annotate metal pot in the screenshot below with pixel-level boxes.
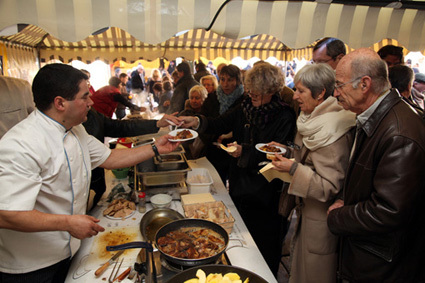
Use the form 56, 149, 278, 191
165, 264, 268, 283
154, 219, 229, 267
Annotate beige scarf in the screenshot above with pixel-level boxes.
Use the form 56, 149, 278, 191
297, 96, 356, 151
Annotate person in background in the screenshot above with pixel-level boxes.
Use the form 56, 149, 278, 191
115, 73, 132, 120
159, 80, 173, 113
270, 64, 356, 283
215, 63, 227, 81
179, 63, 296, 276
167, 61, 199, 114
194, 60, 211, 82
312, 37, 346, 70
388, 65, 424, 116
91, 76, 144, 118
179, 85, 208, 116
377, 44, 404, 67
80, 69, 96, 94
0, 63, 180, 282
130, 64, 145, 94
413, 73, 425, 109
171, 70, 180, 87
167, 60, 176, 75
0, 76, 35, 139
200, 74, 219, 117
327, 48, 425, 282
151, 81, 163, 105
146, 69, 162, 95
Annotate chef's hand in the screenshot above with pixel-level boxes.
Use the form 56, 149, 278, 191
271, 154, 293, 172
327, 199, 344, 215
179, 116, 199, 129
155, 135, 181, 154
227, 142, 242, 158
67, 215, 104, 239
156, 113, 181, 128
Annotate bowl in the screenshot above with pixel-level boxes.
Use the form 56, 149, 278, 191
150, 193, 172, 208
111, 167, 129, 179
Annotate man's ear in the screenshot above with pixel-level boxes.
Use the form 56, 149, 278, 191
53, 96, 67, 111
361, 76, 372, 93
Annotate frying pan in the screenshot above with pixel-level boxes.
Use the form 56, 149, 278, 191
139, 207, 184, 241
165, 264, 268, 283
154, 219, 229, 267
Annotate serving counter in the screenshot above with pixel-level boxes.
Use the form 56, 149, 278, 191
65, 156, 277, 283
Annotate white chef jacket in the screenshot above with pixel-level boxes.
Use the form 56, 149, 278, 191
0, 110, 111, 273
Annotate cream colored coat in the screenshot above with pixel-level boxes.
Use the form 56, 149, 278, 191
288, 107, 354, 283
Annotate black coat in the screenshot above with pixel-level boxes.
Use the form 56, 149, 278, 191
168, 75, 199, 114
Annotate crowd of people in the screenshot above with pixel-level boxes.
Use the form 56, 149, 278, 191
0, 37, 425, 283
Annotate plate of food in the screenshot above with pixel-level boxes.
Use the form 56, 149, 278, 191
168, 129, 198, 142
103, 199, 136, 220
255, 143, 286, 155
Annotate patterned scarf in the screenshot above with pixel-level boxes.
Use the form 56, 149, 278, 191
217, 84, 245, 114
242, 93, 285, 129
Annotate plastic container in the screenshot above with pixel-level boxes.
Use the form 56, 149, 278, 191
111, 167, 130, 179
186, 168, 213, 194
138, 192, 146, 213
150, 193, 172, 208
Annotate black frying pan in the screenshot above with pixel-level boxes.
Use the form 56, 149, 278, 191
165, 264, 268, 283
155, 219, 229, 267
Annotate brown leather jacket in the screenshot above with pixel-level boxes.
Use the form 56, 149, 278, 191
328, 90, 425, 282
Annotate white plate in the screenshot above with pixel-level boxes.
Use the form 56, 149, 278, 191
168, 129, 198, 142
105, 210, 135, 220
255, 143, 286, 155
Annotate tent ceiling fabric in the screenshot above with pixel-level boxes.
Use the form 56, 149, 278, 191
1, 0, 425, 62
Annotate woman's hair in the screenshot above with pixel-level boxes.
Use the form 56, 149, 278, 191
32, 64, 88, 112
189, 85, 208, 100
152, 82, 163, 92
294, 63, 335, 99
151, 69, 162, 80
163, 80, 173, 91
244, 62, 285, 95
200, 75, 218, 91
220, 64, 241, 85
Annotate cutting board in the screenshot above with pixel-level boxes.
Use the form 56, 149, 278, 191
86, 226, 142, 270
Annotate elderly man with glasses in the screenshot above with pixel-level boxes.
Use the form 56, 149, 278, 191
327, 48, 425, 282
312, 37, 346, 70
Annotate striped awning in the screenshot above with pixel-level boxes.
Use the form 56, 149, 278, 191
1, 0, 425, 62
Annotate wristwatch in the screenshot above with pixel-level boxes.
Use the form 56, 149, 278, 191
151, 143, 162, 162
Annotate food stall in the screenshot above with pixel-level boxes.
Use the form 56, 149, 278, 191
65, 132, 278, 283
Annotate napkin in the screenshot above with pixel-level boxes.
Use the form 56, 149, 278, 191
259, 161, 293, 183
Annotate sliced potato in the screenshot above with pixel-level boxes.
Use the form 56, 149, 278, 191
224, 273, 240, 281
196, 269, 206, 283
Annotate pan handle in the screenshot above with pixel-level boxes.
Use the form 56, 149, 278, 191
106, 241, 153, 252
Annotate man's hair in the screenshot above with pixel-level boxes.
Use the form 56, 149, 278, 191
350, 51, 391, 94
377, 45, 404, 62
176, 61, 192, 75
388, 65, 414, 93
153, 82, 163, 92
32, 63, 88, 112
108, 76, 121, 88
313, 37, 346, 59
119, 73, 128, 79
219, 64, 242, 85
163, 81, 172, 91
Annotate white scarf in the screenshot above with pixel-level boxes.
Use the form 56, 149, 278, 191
297, 97, 356, 151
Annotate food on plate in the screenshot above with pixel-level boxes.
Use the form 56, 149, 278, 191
184, 269, 250, 283
157, 227, 226, 259
259, 144, 281, 153
103, 198, 136, 219
172, 129, 194, 140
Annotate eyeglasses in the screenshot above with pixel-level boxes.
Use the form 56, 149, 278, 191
248, 91, 263, 99
335, 76, 363, 90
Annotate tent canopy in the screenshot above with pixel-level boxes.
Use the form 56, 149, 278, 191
1, 0, 425, 64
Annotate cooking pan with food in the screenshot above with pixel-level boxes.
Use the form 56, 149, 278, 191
165, 264, 268, 283
155, 219, 229, 267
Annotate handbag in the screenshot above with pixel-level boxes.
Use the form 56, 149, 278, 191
278, 148, 310, 218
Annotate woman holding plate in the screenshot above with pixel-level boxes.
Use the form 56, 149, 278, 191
269, 63, 356, 283
179, 62, 296, 276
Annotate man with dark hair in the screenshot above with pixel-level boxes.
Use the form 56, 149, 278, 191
0, 63, 180, 282
115, 73, 131, 119
194, 60, 211, 82
91, 76, 143, 118
328, 48, 425, 282
168, 61, 199, 114
377, 44, 404, 67
312, 37, 346, 70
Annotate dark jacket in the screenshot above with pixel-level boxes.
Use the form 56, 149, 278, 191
131, 70, 144, 91
83, 109, 159, 207
168, 75, 199, 114
201, 91, 220, 118
327, 90, 425, 283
